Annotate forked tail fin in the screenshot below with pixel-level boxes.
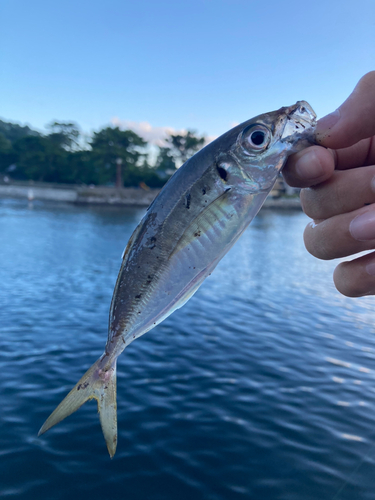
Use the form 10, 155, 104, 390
38, 355, 118, 458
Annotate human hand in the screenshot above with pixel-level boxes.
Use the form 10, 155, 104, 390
283, 71, 375, 297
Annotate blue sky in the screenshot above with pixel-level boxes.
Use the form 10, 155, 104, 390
1, 0, 374, 144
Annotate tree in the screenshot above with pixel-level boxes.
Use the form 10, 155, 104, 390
46, 121, 80, 151
90, 127, 147, 186
12, 135, 72, 182
0, 133, 16, 172
0, 119, 40, 144
165, 130, 206, 166
0, 118, 207, 187
65, 150, 98, 185
154, 147, 176, 179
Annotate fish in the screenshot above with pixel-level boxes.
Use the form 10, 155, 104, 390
38, 101, 317, 457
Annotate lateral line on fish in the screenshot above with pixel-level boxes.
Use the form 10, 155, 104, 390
168, 188, 232, 261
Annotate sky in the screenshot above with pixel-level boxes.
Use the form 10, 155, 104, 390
1, 0, 374, 145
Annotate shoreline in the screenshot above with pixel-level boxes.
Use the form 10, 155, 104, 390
0, 182, 302, 210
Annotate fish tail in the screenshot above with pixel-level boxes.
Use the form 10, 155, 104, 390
38, 355, 118, 458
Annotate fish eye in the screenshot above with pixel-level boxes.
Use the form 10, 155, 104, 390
250, 130, 266, 146
241, 124, 271, 153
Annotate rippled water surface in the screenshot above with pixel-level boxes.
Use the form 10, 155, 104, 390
1, 198, 375, 500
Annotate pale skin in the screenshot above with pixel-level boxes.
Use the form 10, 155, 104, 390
283, 71, 375, 297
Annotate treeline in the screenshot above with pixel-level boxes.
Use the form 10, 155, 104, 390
0, 120, 206, 188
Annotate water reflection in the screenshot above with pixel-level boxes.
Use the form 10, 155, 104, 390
342, 434, 364, 442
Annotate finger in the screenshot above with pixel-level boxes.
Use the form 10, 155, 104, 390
285, 137, 375, 186
300, 165, 375, 220
303, 205, 375, 260
316, 71, 375, 149
334, 137, 375, 170
283, 146, 335, 188
334, 252, 375, 297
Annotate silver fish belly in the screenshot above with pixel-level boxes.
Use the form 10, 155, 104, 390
39, 101, 317, 457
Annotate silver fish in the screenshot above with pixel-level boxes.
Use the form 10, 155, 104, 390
39, 101, 317, 457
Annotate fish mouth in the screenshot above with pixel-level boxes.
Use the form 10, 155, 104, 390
280, 101, 317, 148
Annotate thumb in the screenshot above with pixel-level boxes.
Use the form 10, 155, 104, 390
316, 71, 375, 149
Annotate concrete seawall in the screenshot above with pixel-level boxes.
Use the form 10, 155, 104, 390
0, 184, 158, 206
76, 186, 159, 206
0, 184, 77, 202
0, 183, 301, 209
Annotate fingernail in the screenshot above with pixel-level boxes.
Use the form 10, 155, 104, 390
366, 262, 375, 276
315, 109, 341, 140
295, 149, 324, 180
349, 211, 375, 241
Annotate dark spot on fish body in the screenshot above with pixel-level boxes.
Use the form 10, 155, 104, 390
194, 231, 201, 237
77, 381, 89, 391
146, 236, 157, 250
202, 188, 206, 195
216, 163, 228, 182
185, 192, 191, 209
135, 294, 142, 299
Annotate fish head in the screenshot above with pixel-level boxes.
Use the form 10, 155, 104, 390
219, 101, 317, 193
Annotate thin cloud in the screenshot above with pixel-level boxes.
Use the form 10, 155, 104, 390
110, 118, 216, 147
110, 118, 185, 147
